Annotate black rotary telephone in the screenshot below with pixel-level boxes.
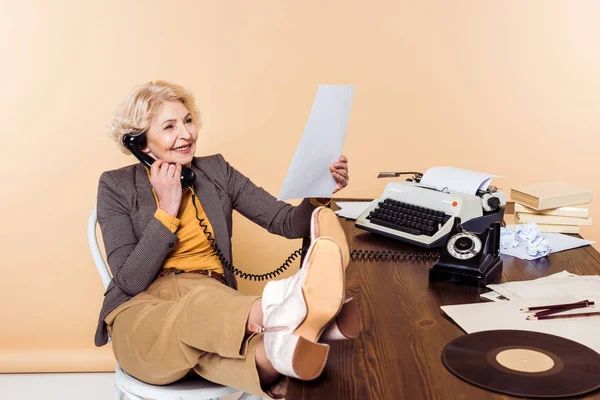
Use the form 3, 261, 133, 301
428, 217, 503, 287
123, 134, 196, 188
346, 216, 502, 287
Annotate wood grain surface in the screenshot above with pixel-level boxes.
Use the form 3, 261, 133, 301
287, 205, 600, 400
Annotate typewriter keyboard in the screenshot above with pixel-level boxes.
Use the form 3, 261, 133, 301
367, 198, 452, 236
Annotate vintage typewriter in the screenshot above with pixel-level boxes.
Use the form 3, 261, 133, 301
355, 172, 506, 248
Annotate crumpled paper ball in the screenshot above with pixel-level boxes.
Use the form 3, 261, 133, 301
500, 222, 553, 260
515, 222, 541, 242
500, 227, 519, 250
526, 235, 552, 257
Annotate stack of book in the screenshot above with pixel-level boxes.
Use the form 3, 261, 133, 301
506, 182, 593, 234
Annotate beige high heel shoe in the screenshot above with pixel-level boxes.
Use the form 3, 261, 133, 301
311, 206, 363, 341
261, 237, 345, 380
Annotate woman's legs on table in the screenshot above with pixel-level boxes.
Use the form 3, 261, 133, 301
106, 208, 353, 397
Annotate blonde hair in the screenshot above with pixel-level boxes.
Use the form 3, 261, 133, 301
107, 80, 201, 154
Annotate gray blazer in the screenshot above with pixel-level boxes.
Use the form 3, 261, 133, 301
95, 154, 316, 346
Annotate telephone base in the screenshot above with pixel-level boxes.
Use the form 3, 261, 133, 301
429, 257, 503, 287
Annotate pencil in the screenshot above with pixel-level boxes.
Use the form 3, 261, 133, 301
520, 300, 593, 312
527, 311, 600, 321
533, 304, 591, 317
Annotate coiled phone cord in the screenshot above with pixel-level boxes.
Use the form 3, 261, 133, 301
191, 191, 439, 281
190, 192, 303, 281
350, 249, 439, 262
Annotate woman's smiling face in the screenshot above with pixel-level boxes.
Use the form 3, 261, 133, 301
142, 100, 198, 165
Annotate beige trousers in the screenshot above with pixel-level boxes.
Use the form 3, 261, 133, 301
104, 273, 276, 397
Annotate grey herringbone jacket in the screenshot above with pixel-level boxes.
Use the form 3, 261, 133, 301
95, 154, 315, 346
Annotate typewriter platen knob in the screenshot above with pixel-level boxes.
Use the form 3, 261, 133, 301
487, 197, 500, 210
481, 192, 505, 212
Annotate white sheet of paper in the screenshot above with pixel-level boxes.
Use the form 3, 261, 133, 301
492, 278, 600, 300
277, 85, 354, 201
334, 201, 375, 220
419, 166, 497, 195
484, 271, 584, 300
487, 275, 600, 301
441, 295, 600, 354
500, 233, 594, 260
480, 291, 510, 302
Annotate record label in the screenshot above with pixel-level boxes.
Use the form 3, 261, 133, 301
495, 348, 555, 373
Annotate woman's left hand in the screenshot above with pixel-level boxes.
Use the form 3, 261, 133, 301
330, 155, 349, 194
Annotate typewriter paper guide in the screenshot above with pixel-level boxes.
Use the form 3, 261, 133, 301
420, 166, 498, 195
278, 85, 354, 201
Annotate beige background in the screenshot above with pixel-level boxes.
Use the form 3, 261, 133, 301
1, 0, 598, 372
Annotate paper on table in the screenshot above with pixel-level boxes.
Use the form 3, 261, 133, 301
278, 85, 354, 201
334, 201, 374, 220
419, 166, 497, 195
500, 233, 594, 260
487, 275, 600, 301
483, 271, 583, 301
542, 270, 581, 279
480, 291, 510, 302
441, 295, 600, 355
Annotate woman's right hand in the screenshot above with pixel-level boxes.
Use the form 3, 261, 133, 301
150, 160, 182, 217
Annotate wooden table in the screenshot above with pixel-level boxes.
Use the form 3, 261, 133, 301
287, 213, 600, 400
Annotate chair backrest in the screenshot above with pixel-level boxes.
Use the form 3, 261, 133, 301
87, 206, 112, 290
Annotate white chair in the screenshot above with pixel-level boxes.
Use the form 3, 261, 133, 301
87, 206, 253, 400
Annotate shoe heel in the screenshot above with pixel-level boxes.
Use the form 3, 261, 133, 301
292, 336, 330, 380
321, 297, 363, 341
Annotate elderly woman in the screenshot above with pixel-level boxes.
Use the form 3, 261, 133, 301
95, 81, 359, 398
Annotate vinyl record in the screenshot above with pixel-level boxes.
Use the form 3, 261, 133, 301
442, 330, 600, 398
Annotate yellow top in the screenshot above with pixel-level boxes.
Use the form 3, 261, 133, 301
146, 170, 224, 274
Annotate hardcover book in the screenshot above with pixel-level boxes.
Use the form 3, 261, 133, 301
513, 203, 589, 219
515, 213, 592, 226
510, 182, 593, 211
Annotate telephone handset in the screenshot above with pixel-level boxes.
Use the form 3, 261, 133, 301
123, 133, 196, 188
